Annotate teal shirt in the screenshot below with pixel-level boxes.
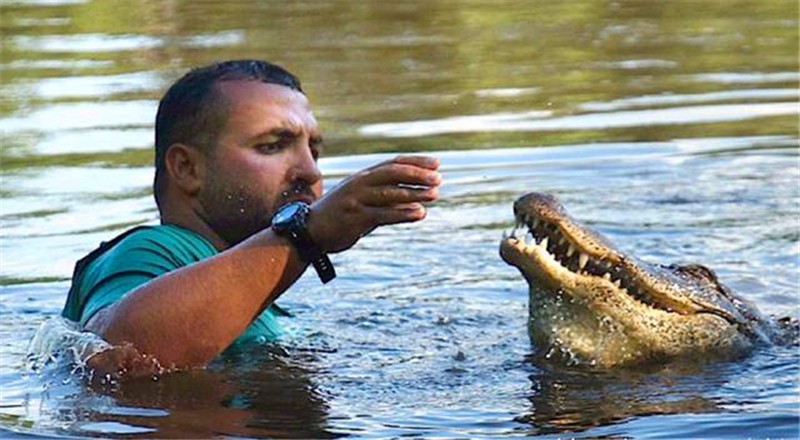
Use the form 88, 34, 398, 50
63, 224, 285, 346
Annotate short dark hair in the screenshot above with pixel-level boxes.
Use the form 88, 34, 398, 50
153, 59, 303, 209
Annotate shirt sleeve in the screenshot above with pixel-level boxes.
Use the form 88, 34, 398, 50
75, 230, 190, 326
67, 225, 285, 346
80, 271, 157, 326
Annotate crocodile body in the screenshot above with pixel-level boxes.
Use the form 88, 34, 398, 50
500, 192, 776, 367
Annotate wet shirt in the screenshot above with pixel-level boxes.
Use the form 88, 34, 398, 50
62, 224, 285, 346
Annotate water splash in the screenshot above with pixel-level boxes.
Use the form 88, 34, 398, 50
26, 316, 111, 374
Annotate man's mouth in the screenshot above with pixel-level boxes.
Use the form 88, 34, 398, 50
280, 183, 317, 206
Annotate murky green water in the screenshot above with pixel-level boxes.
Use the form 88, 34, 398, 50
1, 0, 798, 438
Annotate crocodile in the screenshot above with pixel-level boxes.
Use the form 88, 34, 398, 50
499, 192, 781, 367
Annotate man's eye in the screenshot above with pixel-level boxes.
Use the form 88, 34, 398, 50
257, 142, 283, 154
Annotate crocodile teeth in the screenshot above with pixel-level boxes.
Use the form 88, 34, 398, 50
539, 237, 549, 249
603, 273, 611, 281
558, 236, 566, 245
566, 245, 576, 257
578, 253, 589, 270
613, 279, 622, 288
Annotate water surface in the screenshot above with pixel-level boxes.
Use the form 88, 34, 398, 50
1, 0, 798, 438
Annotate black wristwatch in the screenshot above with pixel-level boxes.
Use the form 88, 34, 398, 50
271, 201, 336, 284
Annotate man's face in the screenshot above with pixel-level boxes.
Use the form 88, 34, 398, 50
197, 80, 323, 247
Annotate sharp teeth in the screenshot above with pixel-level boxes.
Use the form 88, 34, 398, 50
558, 236, 566, 245
613, 279, 622, 288
532, 217, 540, 229
603, 273, 611, 281
578, 253, 588, 270
566, 245, 576, 257
539, 237, 549, 249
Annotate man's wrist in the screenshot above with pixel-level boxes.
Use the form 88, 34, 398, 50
271, 201, 336, 283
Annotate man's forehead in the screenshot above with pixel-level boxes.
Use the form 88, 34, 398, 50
216, 80, 319, 133
216, 79, 308, 107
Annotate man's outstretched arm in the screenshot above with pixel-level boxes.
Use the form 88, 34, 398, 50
85, 156, 441, 372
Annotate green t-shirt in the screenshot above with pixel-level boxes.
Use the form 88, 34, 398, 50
62, 224, 286, 347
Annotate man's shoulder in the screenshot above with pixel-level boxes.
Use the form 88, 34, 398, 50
113, 224, 212, 250
74, 225, 215, 280
98, 224, 217, 265
63, 225, 216, 323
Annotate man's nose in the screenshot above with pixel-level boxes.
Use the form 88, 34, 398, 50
290, 144, 322, 185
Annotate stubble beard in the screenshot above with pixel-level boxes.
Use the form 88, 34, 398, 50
199, 178, 318, 247
199, 177, 274, 247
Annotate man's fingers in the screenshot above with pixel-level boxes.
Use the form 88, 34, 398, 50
362, 162, 442, 187
391, 155, 440, 170
367, 203, 427, 226
362, 185, 438, 206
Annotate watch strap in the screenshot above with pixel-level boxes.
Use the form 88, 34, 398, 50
290, 227, 336, 284
272, 201, 336, 284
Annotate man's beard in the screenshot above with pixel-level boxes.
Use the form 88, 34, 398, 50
199, 179, 316, 248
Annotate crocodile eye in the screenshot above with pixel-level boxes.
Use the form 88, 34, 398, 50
674, 264, 719, 284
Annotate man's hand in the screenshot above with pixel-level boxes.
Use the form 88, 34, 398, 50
308, 155, 441, 253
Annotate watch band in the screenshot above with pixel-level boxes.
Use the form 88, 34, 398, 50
272, 201, 336, 284
288, 225, 336, 284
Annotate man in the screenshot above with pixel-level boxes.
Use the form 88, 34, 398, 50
62, 60, 441, 375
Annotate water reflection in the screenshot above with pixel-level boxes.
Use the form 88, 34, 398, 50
518, 361, 724, 435
518, 344, 800, 438
360, 102, 797, 137
2, 0, 798, 161
14, 299, 333, 437
20, 346, 337, 438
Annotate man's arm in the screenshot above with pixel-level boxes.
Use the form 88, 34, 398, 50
85, 156, 441, 371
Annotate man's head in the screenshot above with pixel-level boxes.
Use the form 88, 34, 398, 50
154, 60, 324, 248
154, 60, 303, 205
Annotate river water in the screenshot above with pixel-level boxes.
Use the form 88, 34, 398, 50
1, 0, 798, 438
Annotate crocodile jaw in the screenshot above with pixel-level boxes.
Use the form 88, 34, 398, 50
500, 229, 749, 367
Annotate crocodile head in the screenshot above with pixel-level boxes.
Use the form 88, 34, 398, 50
500, 192, 769, 367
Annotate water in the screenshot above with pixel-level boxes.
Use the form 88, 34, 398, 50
1, 0, 798, 438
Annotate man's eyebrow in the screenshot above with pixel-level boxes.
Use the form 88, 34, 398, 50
246, 125, 323, 147
248, 127, 299, 143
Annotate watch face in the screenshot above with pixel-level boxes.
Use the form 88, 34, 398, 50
272, 202, 303, 226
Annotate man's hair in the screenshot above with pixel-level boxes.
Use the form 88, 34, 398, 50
153, 59, 303, 209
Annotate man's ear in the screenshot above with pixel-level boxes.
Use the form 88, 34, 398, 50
164, 143, 205, 196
